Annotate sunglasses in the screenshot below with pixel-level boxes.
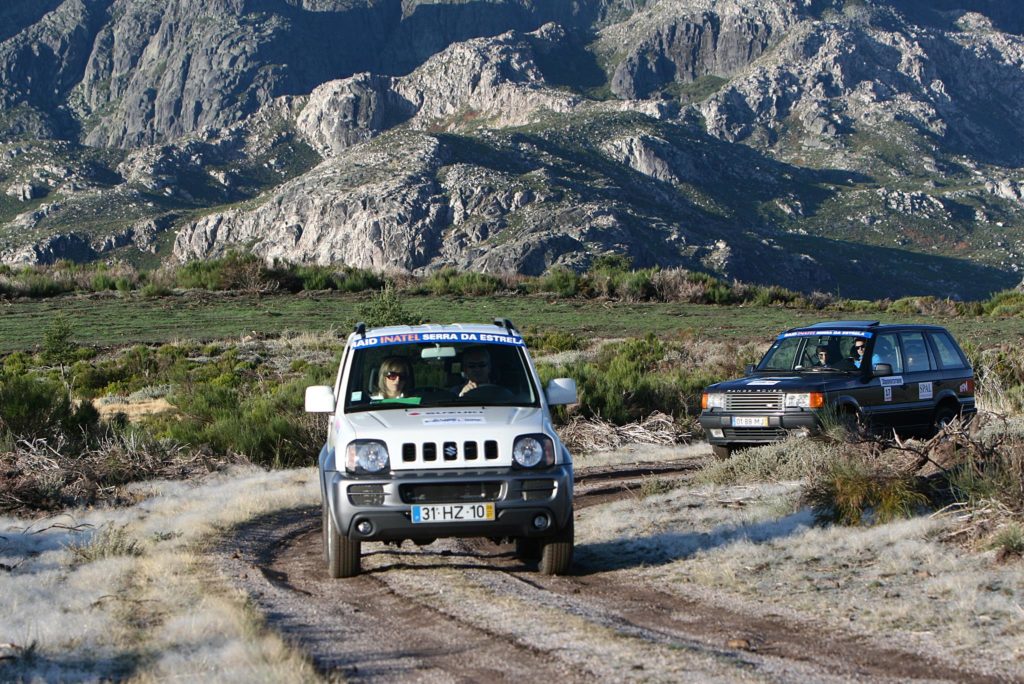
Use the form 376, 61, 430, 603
384, 371, 406, 380
854, 345, 866, 350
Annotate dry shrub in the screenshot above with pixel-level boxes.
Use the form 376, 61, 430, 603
804, 454, 928, 525
803, 413, 1024, 538
557, 411, 691, 453
649, 268, 716, 303
0, 431, 237, 514
972, 344, 1024, 414
700, 434, 840, 485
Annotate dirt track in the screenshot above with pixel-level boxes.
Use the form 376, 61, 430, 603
211, 460, 1008, 683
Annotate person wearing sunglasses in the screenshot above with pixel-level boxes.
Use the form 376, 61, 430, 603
376, 356, 412, 399
455, 347, 492, 397
850, 338, 872, 369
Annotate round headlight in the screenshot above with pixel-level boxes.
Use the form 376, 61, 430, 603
512, 435, 552, 468
346, 440, 390, 474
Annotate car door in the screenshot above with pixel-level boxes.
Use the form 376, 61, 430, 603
927, 330, 974, 408
861, 332, 910, 429
898, 331, 941, 431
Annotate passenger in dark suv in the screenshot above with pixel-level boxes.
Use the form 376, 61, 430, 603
699, 321, 977, 459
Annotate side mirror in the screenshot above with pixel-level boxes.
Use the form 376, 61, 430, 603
545, 378, 577, 406
305, 385, 336, 413
872, 363, 893, 377
744, 364, 755, 376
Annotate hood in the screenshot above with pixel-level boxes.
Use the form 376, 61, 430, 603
343, 406, 548, 470
347, 406, 543, 432
709, 374, 840, 393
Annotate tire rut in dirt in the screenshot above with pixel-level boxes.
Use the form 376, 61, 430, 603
211, 507, 582, 683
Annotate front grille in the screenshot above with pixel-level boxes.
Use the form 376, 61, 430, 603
399, 482, 502, 504
726, 392, 784, 411
401, 441, 500, 466
722, 427, 788, 441
348, 483, 385, 506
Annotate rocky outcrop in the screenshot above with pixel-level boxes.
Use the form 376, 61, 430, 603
600, 0, 798, 99
0, 0, 610, 148
174, 133, 453, 269
296, 27, 578, 157
698, 9, 1024, 165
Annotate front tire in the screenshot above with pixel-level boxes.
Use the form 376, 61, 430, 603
711, 444, 732, 460
538, 516, 574, 575
323, 499, 361, 578
514, 537, 541, 562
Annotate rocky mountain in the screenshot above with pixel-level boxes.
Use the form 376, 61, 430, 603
1, 0, 1023, 298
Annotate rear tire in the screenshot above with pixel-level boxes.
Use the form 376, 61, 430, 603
711, 444, 732, 460
324, 499, 361, 578
932, 404, 960, 435
538, 516, 574, 575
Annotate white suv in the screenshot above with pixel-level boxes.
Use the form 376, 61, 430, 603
305, 319, 578, 578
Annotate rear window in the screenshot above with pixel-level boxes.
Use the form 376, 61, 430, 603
929, 332, 968, 370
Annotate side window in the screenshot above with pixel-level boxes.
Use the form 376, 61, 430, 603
900, 332, 934, 373
873, 333, 903, 373
929, 332, 967, 369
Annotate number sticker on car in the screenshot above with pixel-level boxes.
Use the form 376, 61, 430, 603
732, 416, 769, 427
411, 503, 495, 523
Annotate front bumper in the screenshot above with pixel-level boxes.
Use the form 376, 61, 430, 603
325, 464, 573, 542
699, 411, 819, 446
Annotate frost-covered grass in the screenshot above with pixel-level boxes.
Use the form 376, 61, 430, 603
575, 473, 1024, 675
0, 466, 321, 682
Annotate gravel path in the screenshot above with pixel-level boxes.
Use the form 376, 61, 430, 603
210, 461, 1011, 682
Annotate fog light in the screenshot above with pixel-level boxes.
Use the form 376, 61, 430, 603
532, 514, 550, 530
710, 429, 724, 438
356, 520, 373, 535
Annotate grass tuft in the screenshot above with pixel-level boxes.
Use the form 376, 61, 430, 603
67, 524, 144, 565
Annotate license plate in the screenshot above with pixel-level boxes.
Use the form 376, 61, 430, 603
733, 416, 769, 427
411, 503, 495, 524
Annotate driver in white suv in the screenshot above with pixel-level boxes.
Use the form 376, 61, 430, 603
455, 346, 492, 396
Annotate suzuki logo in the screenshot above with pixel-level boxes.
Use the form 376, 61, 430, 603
444, 445, 458, 458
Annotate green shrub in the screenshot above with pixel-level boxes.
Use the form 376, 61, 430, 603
425, 268, 503, 296
804, 455, 928, 525
356, 284, 421, 327
0, 373, 98, 441
22, 273, 69, 298
295, 265, 335, 291
523, 330, 586, 354
91, 274, 118, 291
140, 283, 173, 298
175, 251, 263, 290
534, 266, 580, 297
989, 524, 1024, 557
42, 314, 77, 365
155, 371, 328, 467
335, 266, 383, 293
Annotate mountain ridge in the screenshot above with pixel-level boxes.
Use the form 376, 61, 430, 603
1, 0, 1022, 298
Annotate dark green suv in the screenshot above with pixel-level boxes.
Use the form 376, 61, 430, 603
699, 321, 976, 458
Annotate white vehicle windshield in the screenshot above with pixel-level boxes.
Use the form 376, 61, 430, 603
758, 331, 869, 372
344, 339, 540, 411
